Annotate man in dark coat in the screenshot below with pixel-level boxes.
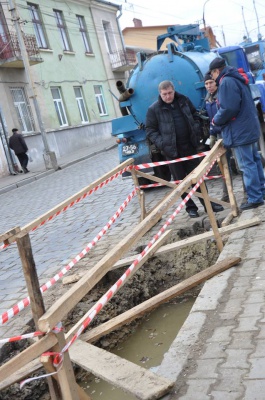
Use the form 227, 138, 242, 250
145, 80, 223, 218
9, 128, 30, 173
209, 57, 265, 210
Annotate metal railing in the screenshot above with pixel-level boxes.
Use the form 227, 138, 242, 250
109, 49, 136, 70
0, 32, 40, 60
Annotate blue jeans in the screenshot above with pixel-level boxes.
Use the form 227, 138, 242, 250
234, 142, 265, 203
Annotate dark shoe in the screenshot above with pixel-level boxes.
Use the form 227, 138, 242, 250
240, 201, 264, 210
187, 209, 199, 218
211, 203, 224, 212
221, 194, 229, 202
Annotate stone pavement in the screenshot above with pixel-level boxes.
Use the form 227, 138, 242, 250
158, 204, 265, 399
0, 137, 117, 195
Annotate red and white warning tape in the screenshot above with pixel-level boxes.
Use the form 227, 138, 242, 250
0, 188, 138, 326
134, 151, 210, 170
0, 166, 132, 252
41, 156, 218, 371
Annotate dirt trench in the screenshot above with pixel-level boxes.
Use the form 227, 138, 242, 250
0, 223, 222, 400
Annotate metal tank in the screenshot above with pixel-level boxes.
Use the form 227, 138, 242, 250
111, 25, 217, 177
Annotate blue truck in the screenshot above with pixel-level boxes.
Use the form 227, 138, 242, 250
111, 25, 265, 181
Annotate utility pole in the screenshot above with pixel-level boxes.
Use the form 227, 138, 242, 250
8, 0, 59, 170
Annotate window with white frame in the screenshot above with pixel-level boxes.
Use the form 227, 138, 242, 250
28, 3, 48, 48
76, 15, 92, 53
93, 85, 107, 116
102, 21, 116, 54
74, 87, 89, 123
51, 87, 68, 126
10, 87, 35, 133
54, 9, 71, 51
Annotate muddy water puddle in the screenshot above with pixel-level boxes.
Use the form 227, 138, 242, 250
80, 297, 195, 399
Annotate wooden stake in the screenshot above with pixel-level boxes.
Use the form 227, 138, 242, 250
199, 181, 224, 252
16, 233, 61, 399
220, 153, 238, 216
130, 167, 146, 220
16, 232, 80, 400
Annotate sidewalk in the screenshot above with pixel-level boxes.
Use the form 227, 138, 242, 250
0, 137, 117, 195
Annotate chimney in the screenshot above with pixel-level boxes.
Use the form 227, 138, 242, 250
133, 18, 142, 28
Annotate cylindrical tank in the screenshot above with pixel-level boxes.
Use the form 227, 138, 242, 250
126, 50, 216, 124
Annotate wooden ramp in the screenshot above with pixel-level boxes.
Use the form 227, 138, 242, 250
70, 340, 174, 400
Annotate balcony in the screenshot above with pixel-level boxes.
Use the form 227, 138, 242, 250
0, 32, 43, 68
109, 49, 136, 71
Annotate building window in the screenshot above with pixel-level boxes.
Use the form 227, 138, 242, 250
74, 87, 89, 123
94, 85, 107, 116
102, 21, 116, 54
10, 87, 35, 133
51, 87, 68, 127
77, 15, 92, 53
53, 10, 71, 51
28, 3, 48, 48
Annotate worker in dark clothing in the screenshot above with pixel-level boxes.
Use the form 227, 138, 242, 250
209, 57, 265, 210
145, 80, 223, 218
9, 128, 30, 173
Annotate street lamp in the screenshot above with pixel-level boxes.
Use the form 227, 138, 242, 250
203, 0, 211, 29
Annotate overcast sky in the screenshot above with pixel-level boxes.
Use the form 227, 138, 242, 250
112, 0, 265, 46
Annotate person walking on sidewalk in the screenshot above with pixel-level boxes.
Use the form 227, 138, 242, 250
209, 57, 265, 210
9, 128, 30, 174
145, 80, 224, 218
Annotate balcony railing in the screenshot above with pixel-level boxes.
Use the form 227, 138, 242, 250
0, 32, 42, 66
109, 49, 136, 71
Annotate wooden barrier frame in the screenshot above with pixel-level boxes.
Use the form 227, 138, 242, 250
0, 141, 243, 399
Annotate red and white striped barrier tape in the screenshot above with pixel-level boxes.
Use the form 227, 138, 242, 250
40, 156, 218, 371
0, 166, 132, 252
134, 151, 210, 170
0, 188, 138, 326
0, 323, 63, 344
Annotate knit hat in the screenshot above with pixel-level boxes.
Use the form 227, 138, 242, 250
209, 57, 226, 71
204, 71, 213, 82
12, 128, 18, 133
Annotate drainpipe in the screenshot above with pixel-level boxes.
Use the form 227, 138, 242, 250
116, 5, 126, 55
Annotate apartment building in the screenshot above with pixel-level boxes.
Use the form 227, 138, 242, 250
0, 0, 135, 176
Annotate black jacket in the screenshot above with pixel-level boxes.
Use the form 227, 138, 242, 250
9, 132, 28, 155
145, 92, 200, 159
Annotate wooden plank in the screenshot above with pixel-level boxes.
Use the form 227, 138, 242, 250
41, 356, 91, 400
38, 176, 193, 332
66, 231, 172, 341
80, 257, 241, 344
221, 211, 234, 227
69, 340, 174, 400
220, 153, 238, 217
190, 140, 226, 183
200, 181, 223, 252
0, 334, 57, 383
112, 216, 260, 269
0, 226, 20, 242
0, 358, 42, 391
17, 233, 61, 399
6, 159, 134, 244
135, 169, 176, 188
130, 167, 146, 220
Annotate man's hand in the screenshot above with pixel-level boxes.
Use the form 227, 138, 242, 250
209, 135, 217, 149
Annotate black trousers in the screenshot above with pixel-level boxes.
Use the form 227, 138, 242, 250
16, 152, 29, 170
168, 156, 205, 212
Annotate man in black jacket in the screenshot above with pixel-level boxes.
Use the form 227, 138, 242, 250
146, 80, 223, 218
9, 128, 30, 173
